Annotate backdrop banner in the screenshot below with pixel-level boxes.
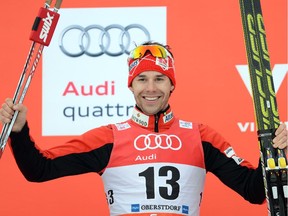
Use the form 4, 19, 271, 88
0, 1, 286, 216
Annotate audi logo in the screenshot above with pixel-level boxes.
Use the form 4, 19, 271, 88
59, 24, 151, 57
134, 134, 182, 151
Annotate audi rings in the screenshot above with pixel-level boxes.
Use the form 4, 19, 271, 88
134, 134, 182, 151
59, 24, 151, 57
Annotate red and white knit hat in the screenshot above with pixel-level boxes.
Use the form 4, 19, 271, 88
127, 53, 176, 87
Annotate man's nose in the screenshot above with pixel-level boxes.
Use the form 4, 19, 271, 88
146, 80, 157, 91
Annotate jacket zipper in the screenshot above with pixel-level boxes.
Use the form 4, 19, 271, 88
154, 114, 159, 132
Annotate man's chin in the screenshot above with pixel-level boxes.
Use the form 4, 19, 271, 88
142, 107, 162, 116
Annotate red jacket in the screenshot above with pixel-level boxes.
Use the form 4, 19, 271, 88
10, 106, 265, 215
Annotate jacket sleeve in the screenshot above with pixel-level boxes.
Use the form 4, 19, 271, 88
199, 124, 265, 204
9, 122, 114, 182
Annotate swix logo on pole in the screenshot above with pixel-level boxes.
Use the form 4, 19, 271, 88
39, 12, 54, 43
30, 7, 60, 46
236, 64, 288, 97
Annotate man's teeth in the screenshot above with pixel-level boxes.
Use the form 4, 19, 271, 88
145, 97, 158, 101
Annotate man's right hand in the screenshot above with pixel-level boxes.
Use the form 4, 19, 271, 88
0, 98, 27, 132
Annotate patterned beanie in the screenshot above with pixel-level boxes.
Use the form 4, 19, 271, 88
127, 52, 176, 87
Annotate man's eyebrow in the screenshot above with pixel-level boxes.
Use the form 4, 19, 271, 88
137, 74, 147, 78
136, 74, 166, 78
156, 74, 165, 77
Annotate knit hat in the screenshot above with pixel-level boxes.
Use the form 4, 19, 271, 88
127, 53, 176, 87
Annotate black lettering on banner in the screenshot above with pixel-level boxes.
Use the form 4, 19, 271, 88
139, 166, 180, 200
63, 104, 134, 121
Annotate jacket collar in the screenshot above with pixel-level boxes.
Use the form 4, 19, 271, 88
130, 105, 175, 132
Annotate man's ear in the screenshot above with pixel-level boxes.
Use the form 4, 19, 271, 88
129, 86, 134, 93
170, 85, 175, 92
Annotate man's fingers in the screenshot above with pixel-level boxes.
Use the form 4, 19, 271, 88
273, 124, 288, 149
0, 103, 13, 123
274, 124, 286, 136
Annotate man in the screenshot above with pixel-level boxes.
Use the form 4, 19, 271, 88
0, 42, 287, 216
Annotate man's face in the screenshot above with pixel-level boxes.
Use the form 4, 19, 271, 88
129, 71, 175, 115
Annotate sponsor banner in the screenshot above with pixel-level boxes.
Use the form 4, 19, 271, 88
0, 1, 286, 216
42, 7, 167, 135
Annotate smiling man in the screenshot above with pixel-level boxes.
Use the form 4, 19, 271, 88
0, 42, 287, 216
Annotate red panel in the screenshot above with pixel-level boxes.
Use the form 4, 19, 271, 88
0, 0, 286, 215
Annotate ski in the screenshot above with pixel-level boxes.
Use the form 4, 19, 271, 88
239, 0, 287, 215
0, 0, 63, 159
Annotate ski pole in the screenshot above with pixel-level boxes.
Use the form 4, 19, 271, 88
0, 0, 63, 159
